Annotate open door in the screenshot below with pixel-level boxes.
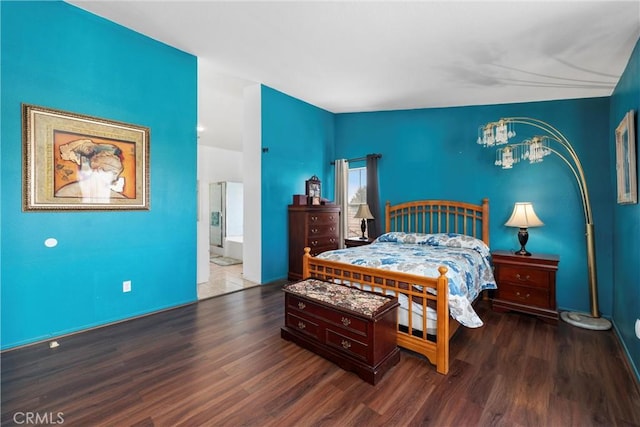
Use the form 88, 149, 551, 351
209, 182, 224, 248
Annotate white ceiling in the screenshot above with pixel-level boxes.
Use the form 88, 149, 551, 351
68, 1, 640, 151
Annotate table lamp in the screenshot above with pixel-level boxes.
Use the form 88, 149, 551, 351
505, 202, 544, 256
354, 204, 374, 240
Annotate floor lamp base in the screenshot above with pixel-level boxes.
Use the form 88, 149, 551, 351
560, 311, 612, 331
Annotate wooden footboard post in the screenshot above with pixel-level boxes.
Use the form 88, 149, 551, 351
436, 266, 450, 375
302, 247, 311, 279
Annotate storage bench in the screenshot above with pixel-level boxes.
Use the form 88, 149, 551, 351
281, 279, 400, 385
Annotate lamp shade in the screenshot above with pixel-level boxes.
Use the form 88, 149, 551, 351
354, 204, 374, 220
504, 202, 544, 228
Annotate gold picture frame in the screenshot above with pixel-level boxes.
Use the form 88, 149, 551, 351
615, 110, 637, 205
22, 104, 150, 211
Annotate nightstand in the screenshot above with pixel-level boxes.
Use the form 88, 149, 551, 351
491, 250, 560, 324
345, 237, 374, 248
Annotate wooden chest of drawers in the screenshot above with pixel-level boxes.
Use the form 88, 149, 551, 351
288, 205, 340, 280
281, 279, 400, 384
491, 250, 560, 323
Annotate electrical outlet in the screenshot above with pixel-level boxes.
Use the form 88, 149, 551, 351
123, 280, 131, 293
635, 319, 640, 339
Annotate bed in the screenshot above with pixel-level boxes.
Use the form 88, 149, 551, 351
301, 198, 495, 374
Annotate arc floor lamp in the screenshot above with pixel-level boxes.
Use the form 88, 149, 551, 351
477, 117, 611, 331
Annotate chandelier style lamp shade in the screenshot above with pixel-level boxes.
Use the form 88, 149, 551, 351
504, 202, 544, 256
354, 204, 374, 240
476, 117, 611, 331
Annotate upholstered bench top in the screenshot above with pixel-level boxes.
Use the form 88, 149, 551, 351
283, 279, 394, 317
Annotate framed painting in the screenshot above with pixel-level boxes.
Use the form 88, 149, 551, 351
22, 104, 150, 211
615, 110, 637, 204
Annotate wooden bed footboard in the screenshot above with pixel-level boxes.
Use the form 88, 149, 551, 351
302, 248, 452, 374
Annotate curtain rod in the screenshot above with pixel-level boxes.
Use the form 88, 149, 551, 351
330, 153, 382, 165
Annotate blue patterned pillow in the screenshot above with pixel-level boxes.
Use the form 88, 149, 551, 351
375, 232, 490, 258
423, 233, 491, 258
375, 232, 429, 244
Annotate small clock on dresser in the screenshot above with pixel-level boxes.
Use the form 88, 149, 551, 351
305, 175, 321, 205
491, 250, 560, 323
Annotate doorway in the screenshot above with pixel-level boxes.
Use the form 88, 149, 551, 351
209, 181, 243, 259
198, 181, 255, 300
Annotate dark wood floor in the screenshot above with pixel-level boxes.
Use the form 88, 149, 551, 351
2, 283, 640, 427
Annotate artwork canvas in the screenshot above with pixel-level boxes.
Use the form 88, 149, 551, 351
23, 104, 150, 211
615, 110, 637, 204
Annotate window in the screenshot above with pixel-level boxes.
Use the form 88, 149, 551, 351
347, 167, 366, 238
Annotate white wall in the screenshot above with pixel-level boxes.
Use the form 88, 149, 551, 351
226, 182, 243, 237
196, 145, 243, 284
243, 84, 262, 284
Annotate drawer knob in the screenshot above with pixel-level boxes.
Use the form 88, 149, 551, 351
515, 273, 531, 281
311, 228, 318, 233
341, 317, 351, 326
311, 216, 318, 221
298, 302, 306, 310
311, 241, 318, 246
515, 291, 531, 299
341, 340, 351, 349
297, 321, 306, 330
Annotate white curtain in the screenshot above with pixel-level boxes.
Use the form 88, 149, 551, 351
334, 159, 349, 248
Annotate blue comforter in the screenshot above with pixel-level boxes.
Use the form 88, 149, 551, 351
315, 232, 497, 328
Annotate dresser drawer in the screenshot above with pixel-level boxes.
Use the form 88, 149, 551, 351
497, 282, 550, 308
308, 240, 338, 256
288, 205, 340, 281
308, 223, 338, 238
326, 328, 368, 361
496, 265, 550, 288
308, 212, 339, 225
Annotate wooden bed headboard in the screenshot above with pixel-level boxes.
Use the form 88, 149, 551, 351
384, 198, 490, 245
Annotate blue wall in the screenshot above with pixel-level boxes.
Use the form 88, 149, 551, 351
1, 2, 198, 349
334, 98, 614, 317
610, 38, 640, 380
260, 86, 335, 283
261, 92, 617, 323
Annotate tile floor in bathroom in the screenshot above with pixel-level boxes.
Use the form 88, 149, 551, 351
197, 262, 259, 300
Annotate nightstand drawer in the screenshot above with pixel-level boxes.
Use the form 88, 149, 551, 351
497, 283, 550, 308
491, 250, 559, 323
496, 265, 550, 288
